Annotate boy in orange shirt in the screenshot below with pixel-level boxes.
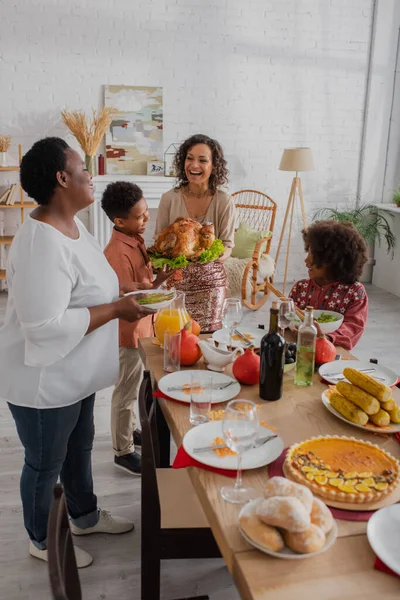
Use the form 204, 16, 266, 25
102, 182, 170, 474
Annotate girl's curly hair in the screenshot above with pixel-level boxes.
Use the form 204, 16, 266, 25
303, 220, 368, 284
173, 134, 229, 194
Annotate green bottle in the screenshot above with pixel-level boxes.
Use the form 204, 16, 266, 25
294, 306, 317, 387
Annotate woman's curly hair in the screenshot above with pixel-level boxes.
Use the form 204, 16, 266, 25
173, 134, 229, 194
303, 220, 368, 284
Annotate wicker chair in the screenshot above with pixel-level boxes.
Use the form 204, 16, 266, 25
231, 190, 277, 310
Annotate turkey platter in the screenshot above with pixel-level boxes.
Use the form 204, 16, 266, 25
148, 217, 225, 269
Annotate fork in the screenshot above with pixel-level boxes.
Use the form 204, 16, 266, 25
167, 380, 236, 392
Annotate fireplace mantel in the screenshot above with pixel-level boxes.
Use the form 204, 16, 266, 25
90, 174, 174, 248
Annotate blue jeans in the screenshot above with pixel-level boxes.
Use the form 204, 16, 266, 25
8, 394, 99, 550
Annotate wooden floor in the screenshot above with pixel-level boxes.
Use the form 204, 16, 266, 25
0, 284, 399, 600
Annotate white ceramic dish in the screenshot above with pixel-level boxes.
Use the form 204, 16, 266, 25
238, 498, 338, 559
158, 370, 240, 404
289, 309, 343, 334
321, 391, 400, 433
183, 421, 283, 470
212, 327, 265, 349
367, 504, 400, 576
319, 359, 399, 387
124, 289, 176, 310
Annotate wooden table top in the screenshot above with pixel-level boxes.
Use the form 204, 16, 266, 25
138, 336, 400, 598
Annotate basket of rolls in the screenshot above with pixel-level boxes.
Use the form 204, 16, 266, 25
238, 476, 337, 559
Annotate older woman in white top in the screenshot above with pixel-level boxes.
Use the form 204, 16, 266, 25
154, 134, 236, 331
0, 137, 155, 568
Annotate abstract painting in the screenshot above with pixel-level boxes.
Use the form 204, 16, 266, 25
104, 85, 163, 175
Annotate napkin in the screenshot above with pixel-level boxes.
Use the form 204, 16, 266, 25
172, 445, 237, 478
395, 432, 400, 445
153, 389, 187, 404
374, 557, 399, 578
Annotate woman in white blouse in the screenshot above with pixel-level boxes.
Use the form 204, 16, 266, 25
0, 137, 155, 568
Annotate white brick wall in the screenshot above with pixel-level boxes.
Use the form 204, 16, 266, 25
0, 0, 384, 283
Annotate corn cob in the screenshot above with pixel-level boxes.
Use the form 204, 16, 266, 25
343, 368, 391, 402
329, 392, 369, 426
335, 381, 380, 415
388, 404, 400, 424
381, 398, 395, 412
369, 409, 390, 427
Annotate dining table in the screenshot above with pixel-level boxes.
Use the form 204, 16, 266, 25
138, 335, 400, 599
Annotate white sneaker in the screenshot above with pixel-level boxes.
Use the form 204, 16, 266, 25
29, 541, 93, 568
70, 509, 134, 536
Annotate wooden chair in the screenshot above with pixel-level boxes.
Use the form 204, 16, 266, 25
47, 483, 82, 600
139, 370, 220, 600
231, 189, 277, 310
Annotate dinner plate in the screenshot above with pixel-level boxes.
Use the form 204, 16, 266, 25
319, 360, 399, 387
158, 370, 240, 404
321, 391, 400, 433
212, 327, 265, 349
367, 505, 400, 576
183, 421, 284, 470
238, 498, 338, 559
124, 289, 176, 310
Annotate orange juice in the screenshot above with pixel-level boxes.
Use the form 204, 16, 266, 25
154, 308, 191, 345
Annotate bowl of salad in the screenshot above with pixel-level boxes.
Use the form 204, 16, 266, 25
288, 309, 343, 334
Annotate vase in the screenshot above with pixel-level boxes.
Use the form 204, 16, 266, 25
85, 154, 97, 177
1, 152, 7, 167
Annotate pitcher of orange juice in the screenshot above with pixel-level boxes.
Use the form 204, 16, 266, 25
154, 290, 191, 346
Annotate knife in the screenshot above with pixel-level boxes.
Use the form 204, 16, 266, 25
233, 329, 252, 346
193, 434, 277, 454
324, 368, 377, 378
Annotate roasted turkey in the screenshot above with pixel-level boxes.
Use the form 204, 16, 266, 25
149, 217, 215, 260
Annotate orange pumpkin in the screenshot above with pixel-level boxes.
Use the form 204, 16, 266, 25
315, 336, 336, 365
180, 322, 202, 366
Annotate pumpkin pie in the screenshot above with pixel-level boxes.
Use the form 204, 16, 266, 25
285, 436, 399, 504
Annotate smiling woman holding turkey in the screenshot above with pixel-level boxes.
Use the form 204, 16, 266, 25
154, 134, 236, 331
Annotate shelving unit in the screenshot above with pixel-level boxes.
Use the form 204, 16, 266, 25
0, 144, 36, 281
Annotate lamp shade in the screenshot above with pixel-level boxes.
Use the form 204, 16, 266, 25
279, 147, 314, 172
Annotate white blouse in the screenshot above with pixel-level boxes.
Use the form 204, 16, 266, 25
0, 216, 119, 409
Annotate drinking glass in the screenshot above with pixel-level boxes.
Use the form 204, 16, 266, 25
221, 298, 243, 347
278, 299, 295, 336
220, 399, 259, 504
163, 329, 181, 373
189, 372, 213, 426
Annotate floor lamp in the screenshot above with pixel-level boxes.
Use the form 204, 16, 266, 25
274, 147, 314, 295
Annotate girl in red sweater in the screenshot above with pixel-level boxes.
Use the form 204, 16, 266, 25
289, 220, 368, 351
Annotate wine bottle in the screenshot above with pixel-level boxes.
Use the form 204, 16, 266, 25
259, 301, 285, 401
294, 306, 317, 387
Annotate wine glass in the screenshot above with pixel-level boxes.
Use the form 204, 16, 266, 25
220, 399, 259, 504
221, 298, 243, 347
278, 299, 295, 336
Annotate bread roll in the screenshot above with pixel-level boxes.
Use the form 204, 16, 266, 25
257, 496, 311, 532
310, 497, 334, 534
264, 476, 313, 513
239, 514, 284, 552
283, 524, 326, 554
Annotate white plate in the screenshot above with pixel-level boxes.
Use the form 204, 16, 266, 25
239, 498, 338, 559
212, 327, 265, 349
158, 370, 240, 404
123, 289, 176, 310
319, 359, 399, 387
183, 421, 284, 470
367, 505, 400, 576
321, 391, 400, 433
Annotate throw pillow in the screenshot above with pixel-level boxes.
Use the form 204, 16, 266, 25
231, 222, 271, 259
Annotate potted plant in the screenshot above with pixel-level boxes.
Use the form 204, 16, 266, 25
393, 186, 400, 208
314, 204, 396, 282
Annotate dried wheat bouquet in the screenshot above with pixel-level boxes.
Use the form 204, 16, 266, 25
0, 135, 11, 153
61, 107, 113, 157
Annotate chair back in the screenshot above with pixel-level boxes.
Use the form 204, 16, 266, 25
47, 484, 82, 600
138, 370, 162, 532
232, 190, 277, 255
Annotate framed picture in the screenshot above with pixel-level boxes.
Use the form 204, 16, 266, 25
147, 161, 164, 176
